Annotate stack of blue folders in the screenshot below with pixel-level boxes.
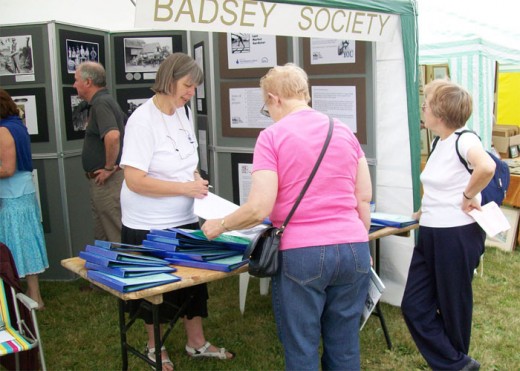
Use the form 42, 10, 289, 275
79, 240, 180, 293
370, 212, 419, 232
143, 228, 250, 272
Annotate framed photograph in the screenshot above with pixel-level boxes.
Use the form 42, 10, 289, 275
116, 87, 154, 118
220, 80, 273, 138
433, 65, 449, 80
193, 41, 207, 114
63, 87, 88, 141
510, 145, 519, 158
0, 25, 45, 84
113, 35, 183, 85
219, 33, 289, 78
0, 35, 34, 79
59, 29, 105, 85
485, 206, 519, 252
5, 87, 49, 142
302, 38, 366, 75
231, 153, 254, 205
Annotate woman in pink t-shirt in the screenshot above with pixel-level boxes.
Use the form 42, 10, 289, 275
202, 64, 372, 370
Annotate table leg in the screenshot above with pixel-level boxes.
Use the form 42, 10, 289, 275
152, 304, 161, 371
374, 239, 392, 350
118, 299, 128, 371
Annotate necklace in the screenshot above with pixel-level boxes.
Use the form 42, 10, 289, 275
154, 95, 195, 159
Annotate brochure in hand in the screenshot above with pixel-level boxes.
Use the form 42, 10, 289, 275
360, 268, 386, 330
87, 270, 180, 293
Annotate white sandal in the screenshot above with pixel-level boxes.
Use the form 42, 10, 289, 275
185, 341, 234, 360
145, 344, 174, 369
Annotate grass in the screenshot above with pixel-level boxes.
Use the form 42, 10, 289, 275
29, 246, 520, 370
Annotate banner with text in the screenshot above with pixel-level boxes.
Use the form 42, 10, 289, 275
135, 0, 399, 42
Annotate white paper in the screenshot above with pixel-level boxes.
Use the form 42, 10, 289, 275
311, 85, 357, 132
468, 201, 511, 237
229, 87, 272, 129
194, 192, 239, 220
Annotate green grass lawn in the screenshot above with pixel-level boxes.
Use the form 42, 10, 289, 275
34, 246, 520, 370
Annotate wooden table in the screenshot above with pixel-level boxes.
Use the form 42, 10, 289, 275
62, 257, 247, 370
62, 224, 418, 366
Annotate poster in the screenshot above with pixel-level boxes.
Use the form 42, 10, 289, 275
312, 85, 357, 132
310, 38, 356, 65
229, 87, 272, 129
227, 33, 277, 70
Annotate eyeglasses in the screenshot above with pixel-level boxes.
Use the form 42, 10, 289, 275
260, 103, 270, 118
166, 128, 196, 160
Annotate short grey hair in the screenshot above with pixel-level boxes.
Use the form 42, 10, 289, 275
77, 62, 106, 87
152, 53, 203, 95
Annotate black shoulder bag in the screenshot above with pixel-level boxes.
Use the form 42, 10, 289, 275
243, 116, 334, 277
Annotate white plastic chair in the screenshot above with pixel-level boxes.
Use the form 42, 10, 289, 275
239, 273, 271, 314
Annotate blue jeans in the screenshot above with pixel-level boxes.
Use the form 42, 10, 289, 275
272, 243, 371, 371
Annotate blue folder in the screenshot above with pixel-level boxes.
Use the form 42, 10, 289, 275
370, 212, 418, 228
87, 270, 180, 293
85, 244, 169, 264
165, 254, 248, 272
79, 251, 170, 267
85, 261, 177, 278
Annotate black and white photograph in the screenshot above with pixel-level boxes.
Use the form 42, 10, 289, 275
63, 87, 88, 141
65, 39, 99, 73
0, 35, 34, 76
116, 87, 154, 119
123, 36, 172, 74
230, 33, 250, 54
113, 34, 183, 85
5, 87, 49, 142
59, 29, 105, 84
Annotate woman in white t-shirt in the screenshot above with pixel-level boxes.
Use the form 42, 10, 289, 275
120, 53, 234, 371
402, 80, 495, 371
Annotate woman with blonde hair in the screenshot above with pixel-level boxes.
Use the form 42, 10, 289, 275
203, 64, 372, 370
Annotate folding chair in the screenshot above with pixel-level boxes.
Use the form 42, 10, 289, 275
0, 278, 46, 371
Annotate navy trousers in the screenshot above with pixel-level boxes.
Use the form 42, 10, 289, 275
401, 223, 484, 370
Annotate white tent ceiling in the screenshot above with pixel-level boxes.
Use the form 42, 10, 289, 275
2, 0, 519, 55
417, 0, 520, 50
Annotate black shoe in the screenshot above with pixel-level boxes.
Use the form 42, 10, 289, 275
460, 358, 480, 371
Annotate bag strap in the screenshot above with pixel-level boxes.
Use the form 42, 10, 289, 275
279, 116, 334, 234
454, 129, 480, 174
429, 129, 480, 174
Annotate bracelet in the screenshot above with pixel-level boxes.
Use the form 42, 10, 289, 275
463, 191, 472, 200
220, 218, 231, 232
